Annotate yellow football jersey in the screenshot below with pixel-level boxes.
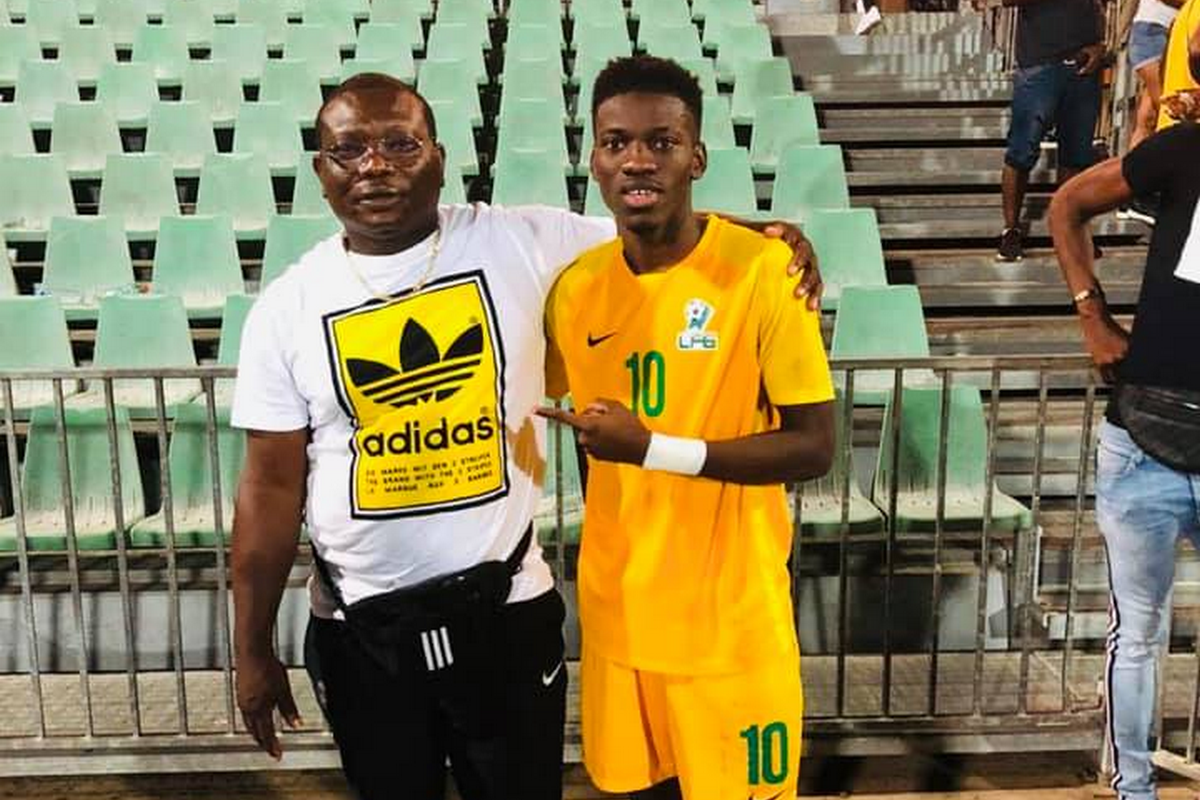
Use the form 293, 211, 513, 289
1158, 0, 1200, 131
545, 217, 834, 675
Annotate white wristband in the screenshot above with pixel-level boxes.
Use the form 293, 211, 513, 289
641, 433, 707, 476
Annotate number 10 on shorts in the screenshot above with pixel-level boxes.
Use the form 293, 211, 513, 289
740, 722, 789, 785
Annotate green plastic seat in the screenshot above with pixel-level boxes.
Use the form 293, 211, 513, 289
93, 0, 152, 48
283, 24, 346, 82
57, 24, 116, 85
16, 60, 78, 128
432, 0, 491, 46
24, 0, 78, 47
831, 285, 936, 405
693, 147, 756, 216
711, 21, 772, 82
95, 62, 158, 127
769, 144, 849, 223
341, 55, 417, 84
505, 22, 564, 60
677, 56, 719, 98
233, 102, 304, 175
42, 216, 136, 319
0, 102, 34, 154
802, 208, 886, 310
0, 296, 80, 413
572, 51, 631, 127
629, 0, 690, 25
0, 155, 75, 241
182, 59, 246, 126
498, 58, 568, 124
233, 0, 289, 48
796, 392, 885, 538
417, 59, 483, 127
0, 252, 15, 297
692, 0, 755, 22
161, 0, 215, 46
130, 23, 190, 85
144, 101, 216, 176
152, 214, 245, 314
874, 386, 1033, 534
491, 150, 569, 209
258, 59, 324, 126
508, 0, 563, 26
359, 7, 424, 49
98, 153, 180, 237
637, 22, 703, 62
0, 27, 40, 87
748, 93, 819, 173
569, 0, 625, 28
426, 23, 488, 84
82, 293, 200, 413
535, 414, 584, 546
571, 22, 631, 69
700, 95, 735, 149
427, 100, 480, 177
495, 98, 570, 174
213, 292, 253, 405
289, 155, 333, 216
355, 21, 423, 62
583, 177, 610, 217
50, 102, 123, 179
698, 0, 756, 31
130, 402, 244, 548
440, 158, 466, 204
210, 23, 268, 83
298, 0, 361, 48
260, 214, 340, 287
196, 153, 277, 237
0, 405, 145, 553
730, 56, 794, 124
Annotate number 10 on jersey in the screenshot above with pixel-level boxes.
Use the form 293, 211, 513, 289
624, 350, 666, 417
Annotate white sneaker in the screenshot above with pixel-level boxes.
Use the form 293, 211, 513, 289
855, 5, 882, 34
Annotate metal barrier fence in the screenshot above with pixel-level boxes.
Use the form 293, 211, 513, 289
0, 359, 1197, 778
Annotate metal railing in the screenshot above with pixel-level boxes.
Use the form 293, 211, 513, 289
0, 359, 1197, 777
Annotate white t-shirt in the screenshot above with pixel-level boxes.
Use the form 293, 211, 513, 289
1134, 0, 1177, 28
231, 203, 615, 616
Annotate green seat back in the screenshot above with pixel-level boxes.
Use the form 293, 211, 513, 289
283, 24, 345, 81
629, 0, 690, 26
0, 103, 34, 154
417, 59, 483, 126
426, 24, 488, 84
0, 27, 40, 85
210, 23, 268, 82
730, 56, 793, 124
196, 153, 277, 235
25, 0, 78, 47
145, 101, 216, 175
711, 21, 772, 80
96, 62, 158, 127
371, 0, 433, 24
0, 154, 74, 236
570, 0, 625, 28
91, 292, 199, 409
0, 297, 74, 370
749, 93, 819, 173
769, 144, 849, 221
299, 0, 359, 47
496, 98, 569, 169
93, 0, 152, 48
583, 177, 611, 218
290, 154, 332, 216
508, 0, 562, 25
356, 21, 423, 60
506, 22, 563, 59
491, 150, 569, 209
693, 147, 757, 216
259, 59, 324, 126
182, 59, 245, 125
340, 54, 417, 84
700, 95, 735, 149
42, 216, 136, 308
161, 0, 215, 46
700, 0, 756, 32
58, 24, 116, 84
98, 153, 181, 235
831, 285, 931, 403
50, 102, 123, 177
426, 99, 480, 177
217, 293, 255, 365
358, 9, 423, 49
233, 0, 289, 48
260, 214, 340, 287
637, 22, 703, 61
571, 21, 631, 68
498, 58, 567, 123
16, 60, 78, 127
0, 253, 15, 297
432, 0, 491, 46
131, 23, 190, 85
233, 102, 304, 173
152, 214, 245, 311
677, 56, 719, 98
441, 158, 467, 204
803, 208, 886, 309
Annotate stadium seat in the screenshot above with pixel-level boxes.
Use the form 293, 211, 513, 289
361, 5, 425, 48
24, 0, 78, 48
341, 51, 417, 83
15, 61, 78, 128
677, 56, 720, 98
129, 402, 245, 548
536, 415, 584, 546
355, 21, 423, 63
0, 27, 41, 88
0, 103, 35, 154
506, 22, 564, 60
629, 0, 690, 26
418, 60, 484, 127
874, 386, 1033, 534
98, 153, 181, 237
95, 62, 158, 127
831, 285, 935, 405
572, 54, 616, 126
130, 24, 190, 86
289, 155, 332, 216
50, 102, 123, 178
569, 0, 625, 29
57, 24, 117, 85
796, 391, 885, 537
0, 155, 75, 240
93, 0, 152, 49
210, 23, 268, 83
208, 0, 239, 21
182, 59, 246, 126
509, 0, 562, 26
425, 24, 489, 84
160, 0, 215, 46
441, 158, 467, 204
195, 153, 277, 237
769, 144, 850, 222
216, 293, 254, 366
233, 102, 304, 174
0, 253, 15, 297
283, 24, 346, 82
748, 94, 819, 173
0, 405, 144, 553
712, 23, 774, 83
298, 0, 360, 48
258, 59, 324, 127
41, 216, 136, 319
495, 98, 571, 173
693, 147, 757, 216
260, 214, 340, 287
696, 0, 756, 27
233, 0, 289, 49
637, 22, 704, 62
433, 0, 492, 44
426, 99, 480, 177
491, 150, 569, 209
85, 293, 201, 414
729, 57, 794, 124
0, 296, 79, 413
802, 208, 886, 309
571, 22, 632, 67
151, 214, 244, 315
498, 58, 568, 124
583, 177, 610, 217
700, 95, 735, 149
144, 101, 216, 176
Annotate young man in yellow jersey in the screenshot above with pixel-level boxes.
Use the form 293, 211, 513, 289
1157, 0, 1200, 131
539, 56, 836, 800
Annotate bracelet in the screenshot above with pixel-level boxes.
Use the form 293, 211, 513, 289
642, 433, 707, 476
1072, 285, 1105, 306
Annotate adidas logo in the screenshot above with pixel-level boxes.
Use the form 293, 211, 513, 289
346, 318, 484, 408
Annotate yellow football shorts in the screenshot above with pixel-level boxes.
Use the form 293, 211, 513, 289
581, 645, 803, 800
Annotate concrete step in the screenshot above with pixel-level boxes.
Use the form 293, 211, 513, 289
770, 11, 985, 38
804, 80, 1012, 104
790, 52, 1004, 79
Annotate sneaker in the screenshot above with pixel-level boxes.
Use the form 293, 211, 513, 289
1126, 196, 1158, 226
996, 227, 1023, 262
855, 5, 882, 34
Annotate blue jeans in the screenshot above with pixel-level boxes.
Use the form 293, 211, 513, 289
1129, 21, 1169, 72
1096, 420, 1200, 800
1005, 61, 1101, 172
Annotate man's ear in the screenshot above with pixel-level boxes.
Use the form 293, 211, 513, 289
691, 141, 707, 181
435, 142, 447, 188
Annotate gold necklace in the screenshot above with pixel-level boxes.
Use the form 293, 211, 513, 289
343, 227, 442, 303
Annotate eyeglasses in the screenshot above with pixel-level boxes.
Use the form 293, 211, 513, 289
322, 134, 431, 169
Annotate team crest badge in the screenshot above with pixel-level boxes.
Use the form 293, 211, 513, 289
676, 298, 719, 351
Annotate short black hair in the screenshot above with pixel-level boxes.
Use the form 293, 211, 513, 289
590, 56, 703, 136
315, 73, 438, 141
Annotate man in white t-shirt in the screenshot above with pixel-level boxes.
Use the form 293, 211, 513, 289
229, 74, 821, 800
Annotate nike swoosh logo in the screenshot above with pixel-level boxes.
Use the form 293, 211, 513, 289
542, 660, 564, 686
750, 790, 788, 800
587, 331, 617, 347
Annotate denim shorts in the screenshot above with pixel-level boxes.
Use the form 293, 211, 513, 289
1129, 20, 1169, 71
1005, 60, 1101, 172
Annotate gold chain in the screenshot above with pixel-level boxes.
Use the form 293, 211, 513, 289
343, 227, 442, 303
